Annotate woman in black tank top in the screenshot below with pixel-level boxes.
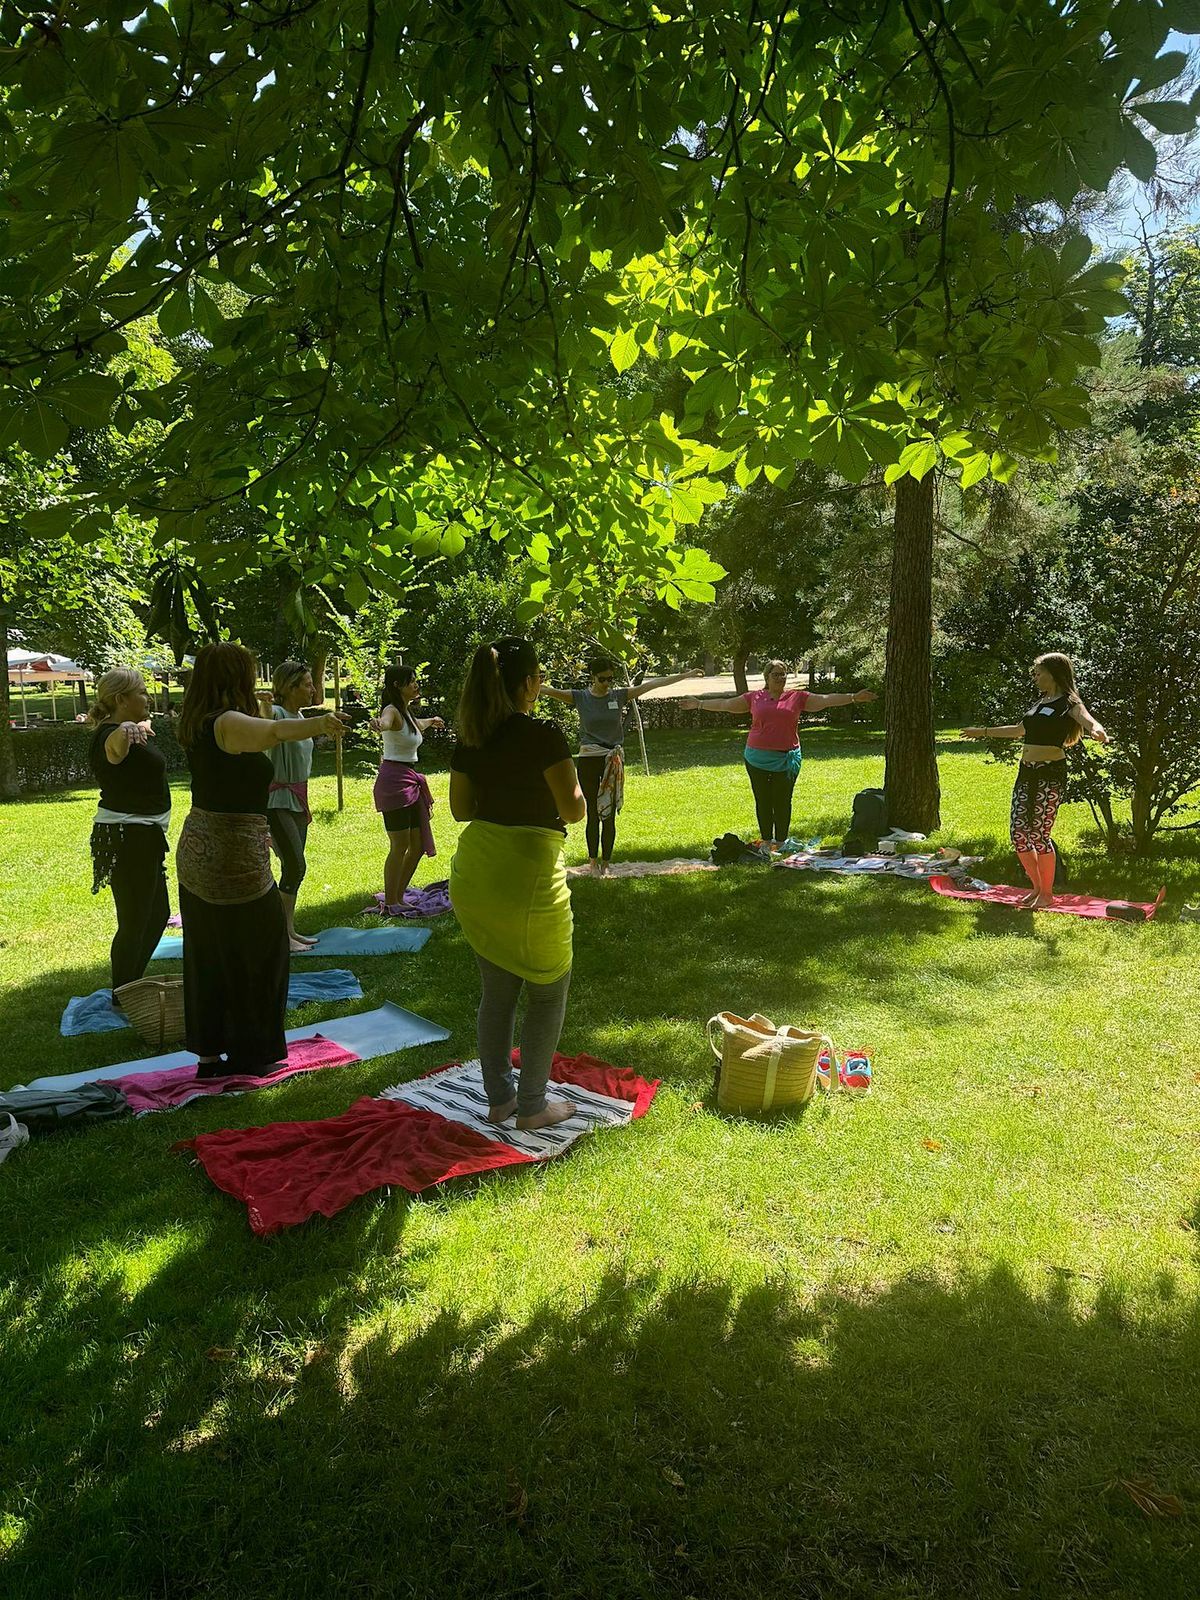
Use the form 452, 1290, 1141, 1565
962, 652, 1108, 909
175, 643, 347, 1077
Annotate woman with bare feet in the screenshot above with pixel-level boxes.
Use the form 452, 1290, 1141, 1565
371, 664, 443, 915
963, 652, 1108, 909
449, 637, 586, 1132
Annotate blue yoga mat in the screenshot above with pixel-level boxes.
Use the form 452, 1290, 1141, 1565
22, 1003, 450, 1094
61, 970, 366, 1037
150, 924, 431, 961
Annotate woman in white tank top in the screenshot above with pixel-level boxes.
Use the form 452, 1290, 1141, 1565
370, 665, 444, 913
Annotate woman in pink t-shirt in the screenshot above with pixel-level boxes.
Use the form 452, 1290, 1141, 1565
684, 661, 877, 847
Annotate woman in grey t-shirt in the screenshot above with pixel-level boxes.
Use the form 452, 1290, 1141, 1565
542, 656, 701, 873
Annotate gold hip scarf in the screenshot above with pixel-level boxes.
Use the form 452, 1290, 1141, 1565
177, 808, 273, 906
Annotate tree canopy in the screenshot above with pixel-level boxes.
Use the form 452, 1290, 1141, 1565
1, 0, 1196, 627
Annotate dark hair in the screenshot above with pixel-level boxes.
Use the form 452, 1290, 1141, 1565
272, 659, 312, 703
381, 663, 418, 733
587, 654, 615, 679
1033, 652, 1083, 747
178, 642, 259, 749
457, 637, 539, 747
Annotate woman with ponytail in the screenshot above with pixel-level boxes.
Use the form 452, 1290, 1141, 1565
963, 652, 1108, 909
370, 664, 444, 915
449, 637, 586, 1131
88, 667, 172, 995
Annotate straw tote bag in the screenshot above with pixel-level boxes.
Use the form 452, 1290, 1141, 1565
114, 976, 186, 1050
708, 1012, 835, 1115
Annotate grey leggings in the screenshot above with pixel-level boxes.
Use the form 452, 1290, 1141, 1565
475, 954, 572, 1117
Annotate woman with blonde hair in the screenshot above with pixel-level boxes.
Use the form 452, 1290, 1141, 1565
267, 659, 319, 951
963, 651, 1108, 909
176, 643, 346, 1077
449, 637, 586, 1131
683, 661, 877, 848
87, 667, 172, 995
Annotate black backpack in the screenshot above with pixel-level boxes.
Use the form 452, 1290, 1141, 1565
843, 788, 888, 856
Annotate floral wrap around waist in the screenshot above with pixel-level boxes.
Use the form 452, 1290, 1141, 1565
177, 808, 273, 906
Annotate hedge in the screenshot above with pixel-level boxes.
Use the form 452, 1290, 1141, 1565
10, 716, 187, 794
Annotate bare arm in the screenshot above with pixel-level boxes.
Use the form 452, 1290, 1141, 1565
413, 714, 445, 732
539, 684, 577, 705
961, 724, 1024, 739
806, 690, 877, 711
544, 757, 586, 824
1072, 701, 1109, 743
449, 770, 477, 821
626, 668, 704, 702
681, 694, 750, 714
104, 721, 153, 764
369, 705, 401, 733
215, 709, 345, 755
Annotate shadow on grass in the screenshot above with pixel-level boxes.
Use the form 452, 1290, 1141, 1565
3, 1233, 1198, 1599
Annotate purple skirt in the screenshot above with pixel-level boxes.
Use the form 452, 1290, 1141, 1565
372, 762, 436, 857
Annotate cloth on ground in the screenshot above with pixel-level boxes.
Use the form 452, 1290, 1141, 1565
113, 1036, 359, 1114
565, 857, 718, 879
178, 1051, 658, 1234
0, 1114, 30, 1164
0, 1082, 130, 1131
151, 924, 431, 960
61, 969, 364, 1037
367, 880, 452, 918
13, 1002, 449, 1095
776, 850, 981, 879
928, 876, 1167, 920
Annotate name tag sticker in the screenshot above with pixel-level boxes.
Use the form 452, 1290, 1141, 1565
609, 699, 619, 711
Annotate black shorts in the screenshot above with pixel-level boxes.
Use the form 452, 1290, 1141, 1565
383, 804, 421, 833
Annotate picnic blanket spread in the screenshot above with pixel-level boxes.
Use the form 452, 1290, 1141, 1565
366, 881, 453, 918
177, 1051, 659, 1235
112, 1037, 360, 1114
928, 876, 1167, 921
61, 970, 364, 1037
565, 858, 718, 880
150, 924, 431, 960
13, 1003, 449, 1095
776, 850, 982, 879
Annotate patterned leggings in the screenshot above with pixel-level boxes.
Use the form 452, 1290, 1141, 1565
1010, 763, 1065, 855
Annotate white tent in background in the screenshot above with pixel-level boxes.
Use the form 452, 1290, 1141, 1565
6, 651, 92, 724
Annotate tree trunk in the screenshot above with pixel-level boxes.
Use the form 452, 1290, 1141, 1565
310, 650, 328, 705
884, 473, 941, 832
0, 603, 19, 799
732, 647, 750, 697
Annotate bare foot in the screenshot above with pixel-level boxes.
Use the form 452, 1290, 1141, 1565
486, 1096, 518, 1124
1031, 895, 1056, 910
292, 932, 317, 945
588, 859, 601, 877
599, 861, 610, 877
1017, 890, 1039, 908
516, 1098, 577, 1131
289, 937, 315, 953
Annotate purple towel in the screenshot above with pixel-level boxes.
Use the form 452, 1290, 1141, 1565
366, 880, 452, 919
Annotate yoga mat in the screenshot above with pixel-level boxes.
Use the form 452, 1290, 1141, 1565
14, 1003, 450, 1095
928, 876, 1167, 921
565, 858, 718, 880
113, 1038, 359, 1114
150, 925, 431, 961
61, 970, 364, 1037
179, 1052, 659, 1234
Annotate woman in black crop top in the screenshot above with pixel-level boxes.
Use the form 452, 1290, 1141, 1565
87, 667, 173, 994
176, 643, 347, 1077
963, 651, 1108, 909
449, 636, 587, 1131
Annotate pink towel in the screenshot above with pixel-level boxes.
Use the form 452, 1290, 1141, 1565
929, 876, 1166, 921
112, 1037, 359, 1114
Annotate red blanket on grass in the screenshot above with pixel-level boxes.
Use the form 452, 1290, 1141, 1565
928, 876, 1166, 921
176, 1052, 658, 1235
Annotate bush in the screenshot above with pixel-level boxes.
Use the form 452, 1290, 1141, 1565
11, 715, 186, 794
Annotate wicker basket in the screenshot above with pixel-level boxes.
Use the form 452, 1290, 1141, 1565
114, 977, 186, 1050
708, 1012, 833, 1115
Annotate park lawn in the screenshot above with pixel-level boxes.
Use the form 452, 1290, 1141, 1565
2, 727, 1199, 1599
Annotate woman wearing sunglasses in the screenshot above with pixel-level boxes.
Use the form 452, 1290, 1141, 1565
542, 657, 702, 874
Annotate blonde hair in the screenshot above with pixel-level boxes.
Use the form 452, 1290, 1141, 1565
457, 637, 540, 748
89, 667, 145, 725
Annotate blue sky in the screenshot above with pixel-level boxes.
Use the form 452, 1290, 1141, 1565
1093, 29, 1200, 249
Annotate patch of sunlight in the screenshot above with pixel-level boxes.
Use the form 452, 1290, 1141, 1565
168, 1396, 231, 1455
106, 1224, 200, 1300
0, 1511, 26, 1558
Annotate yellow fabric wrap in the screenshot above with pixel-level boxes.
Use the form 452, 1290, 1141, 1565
450, 820, 572, 985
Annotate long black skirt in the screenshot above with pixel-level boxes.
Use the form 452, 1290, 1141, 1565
179, 883, 288, 1073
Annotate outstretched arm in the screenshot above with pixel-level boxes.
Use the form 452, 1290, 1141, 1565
807, 689, 877, 711
540, 684, 577, 705
413, 714, 445, 732
1072, 701, 1109, 743
626, 668, 705, 701
681, 694, 751, 714
961, 724, 1024, 739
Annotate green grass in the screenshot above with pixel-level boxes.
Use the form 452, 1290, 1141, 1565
3, 728, 1200, 1598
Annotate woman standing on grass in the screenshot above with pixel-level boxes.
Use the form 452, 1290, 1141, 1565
449, 636, 586, 1131
682, 661, 877, 848
962, 652, 1108, 909
267, 659, 319, 952
176, 643, 346, 1078
87, 667, 172, 996
541, 658, 703, 874
371, 664, 444, 915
